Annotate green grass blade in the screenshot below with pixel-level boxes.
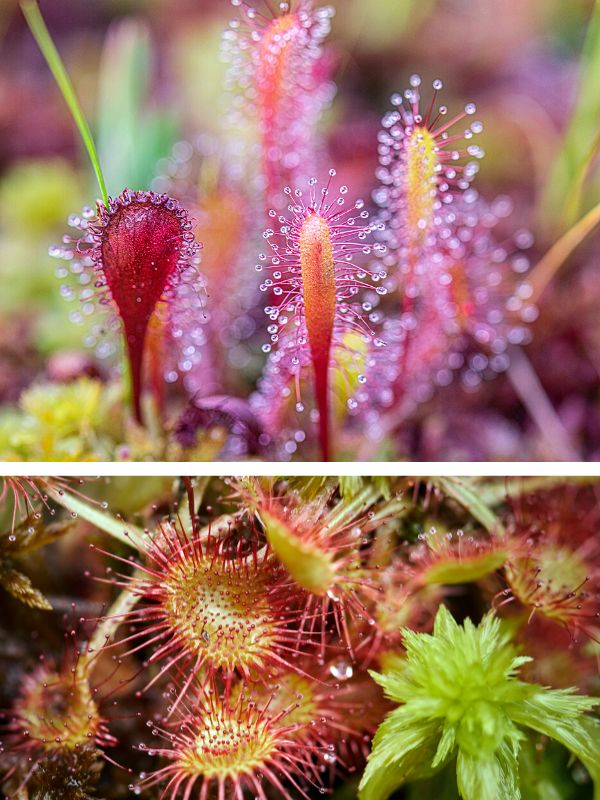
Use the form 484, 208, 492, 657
20, 0, 109, 208
538, 0, 600, 233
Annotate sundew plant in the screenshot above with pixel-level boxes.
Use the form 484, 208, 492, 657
0, 475, 599, 799
2, 0, 600, 461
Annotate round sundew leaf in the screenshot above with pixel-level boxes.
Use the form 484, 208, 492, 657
161, 541, 279, 673
139, 685, 326, 800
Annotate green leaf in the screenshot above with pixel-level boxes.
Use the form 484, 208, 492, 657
84, 582, 141, 664
47, 488, 145, 549
359, 714, 441, 800
422, 548, 508, 586
432, 724, 457, 768
476, 476, 600, 506
456, 751, 504, 800
361, 607, 598, 800
456, 743, 521, 800
432, 601, 459, 638
339, 476, 393, 501
529, 199, 600, 303
279, 476, 333, 502
509, 692, 599, 772
578, 717, 600, 800
259, 507, 336, 594
429, 478, 505, 536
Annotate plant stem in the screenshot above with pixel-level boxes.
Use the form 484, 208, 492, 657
86, 583, 141, 660
314, 355, 331, 462
530, 199, 600, 302
20, 0, 109, 208
48, 488, 144, 549
477, 475, 600, 506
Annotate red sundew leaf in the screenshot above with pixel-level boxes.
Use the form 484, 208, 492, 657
100, 202, 182, 345
502, 486, 600, 640
95, 191, 200, 423
139, 681, 326, 800
370, 76, 535, 406
5, 634, 118, 777
54, 189, 208, 419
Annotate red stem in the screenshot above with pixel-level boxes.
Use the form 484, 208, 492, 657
126, 333, 145, 426
313, 352, 331, 461
146, 314, 166, 425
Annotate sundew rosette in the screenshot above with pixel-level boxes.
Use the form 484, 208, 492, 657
2, 631, 118, 792
227, 661, 387, 777
252, 173, 387, 460
501, 487, 600, 642
96, 517, 314, 709
223, 0, 335, 207
137, 681, 325, 800
51, 189, 207, 425
7, 663, 112, 755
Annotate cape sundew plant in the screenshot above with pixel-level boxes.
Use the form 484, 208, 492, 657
1, 475, 600, 799
253, 173, 386, 459
11, 0, 596, 462
223, 0, 335, 207
370, 77, 535, 411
